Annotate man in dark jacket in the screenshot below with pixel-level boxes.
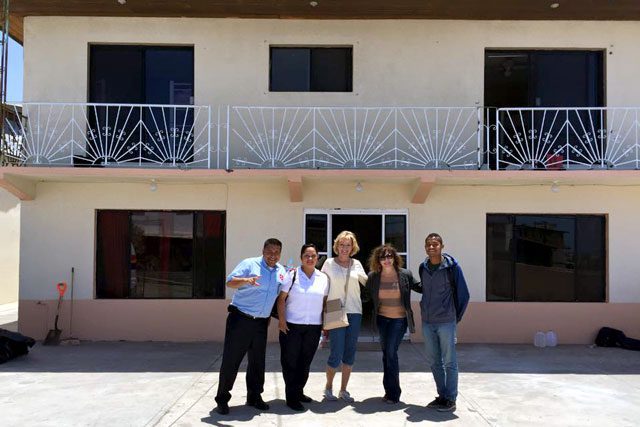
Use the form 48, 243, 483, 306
414, 233, 470, 412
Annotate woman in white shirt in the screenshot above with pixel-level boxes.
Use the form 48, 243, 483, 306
320, 231, 367, 403
277, 243, 330, 412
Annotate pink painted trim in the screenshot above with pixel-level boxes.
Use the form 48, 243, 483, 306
18, 299, 640, 343
4, 166, 640, 183
411, 302, 640, 344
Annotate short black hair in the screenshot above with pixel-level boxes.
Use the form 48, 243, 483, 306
425, 233, 443, 245
300, 243, 317, 257
263, 238, 283, 249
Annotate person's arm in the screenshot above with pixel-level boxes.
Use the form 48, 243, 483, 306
321, 296, 328, 325
361, 271, 375, 301
276, 269, 295, 332
277, 291, 289, 333
354, 260, 368, 285
411, 266, 423, 294
225, 258, 260, 289
226, 275, 261, 289
454, 265, 470, 322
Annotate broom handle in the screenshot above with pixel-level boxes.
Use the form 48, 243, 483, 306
54, 294, 62, 330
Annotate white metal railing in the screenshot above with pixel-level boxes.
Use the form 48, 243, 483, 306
226, 106, 482, 169
2, 103, 212, 168
4, 103, 640, 171
495, 108, 640, 170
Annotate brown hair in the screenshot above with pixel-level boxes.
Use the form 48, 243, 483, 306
368, 244, 403, 273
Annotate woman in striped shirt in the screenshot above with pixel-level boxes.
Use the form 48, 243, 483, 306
366, 244, 419, 404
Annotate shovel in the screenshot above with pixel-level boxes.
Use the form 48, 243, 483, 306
43, 282, 68, 346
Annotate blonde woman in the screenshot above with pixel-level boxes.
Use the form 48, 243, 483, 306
321, 230, 367, 403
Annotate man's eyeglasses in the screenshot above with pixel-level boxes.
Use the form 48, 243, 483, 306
378, 254, 394, 260
303, 254, 318, 259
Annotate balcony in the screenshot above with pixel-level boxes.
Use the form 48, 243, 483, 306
2, 103, 640, 171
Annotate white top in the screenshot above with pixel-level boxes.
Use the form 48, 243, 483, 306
281, 267, 330, 325
321, 258, 368, 314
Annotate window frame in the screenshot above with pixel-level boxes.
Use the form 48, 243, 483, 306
269, 45, 354, 93
88, 44, 195, 104
486, 213, 607, 303
95, 209, 226, 300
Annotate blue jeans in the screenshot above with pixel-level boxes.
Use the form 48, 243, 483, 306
377, 315, 408, 401
327, 313, 362, 368
421, 321, 458, 401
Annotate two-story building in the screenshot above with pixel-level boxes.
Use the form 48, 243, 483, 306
2, 1, 639, 343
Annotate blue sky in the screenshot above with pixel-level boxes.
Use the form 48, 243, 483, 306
7, 37, 23, 102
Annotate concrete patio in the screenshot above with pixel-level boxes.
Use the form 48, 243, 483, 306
1, 338, 639, 426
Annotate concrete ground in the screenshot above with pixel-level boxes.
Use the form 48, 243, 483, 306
1, 339, 639, 427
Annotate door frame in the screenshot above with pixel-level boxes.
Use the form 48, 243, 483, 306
303, 208, 411, 342
303, 208, 410, 269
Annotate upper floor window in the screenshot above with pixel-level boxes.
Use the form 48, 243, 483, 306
89, 45, 194, 104
485, 49, 604, 109
487, 214, 606, 302
96, 210, 226, 299
270, 47, 353, 92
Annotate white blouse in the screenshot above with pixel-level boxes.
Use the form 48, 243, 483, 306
281, 267, 330, 325
321, 258, 367, 314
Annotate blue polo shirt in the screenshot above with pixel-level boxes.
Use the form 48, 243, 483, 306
226, 256, 286, 318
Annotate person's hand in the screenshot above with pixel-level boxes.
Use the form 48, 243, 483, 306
278, 319, 289, 334
245, 276, 261, 286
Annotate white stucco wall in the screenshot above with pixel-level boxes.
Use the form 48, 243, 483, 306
22, 17, 640, 107
0, 190, 20, 304
18, 181, 640, 304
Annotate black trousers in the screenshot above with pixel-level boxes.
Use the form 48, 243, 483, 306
215, 308, 269, 405
279, 322, 322, 403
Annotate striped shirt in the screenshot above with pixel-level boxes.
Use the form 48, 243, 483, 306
378, 278, 406, 319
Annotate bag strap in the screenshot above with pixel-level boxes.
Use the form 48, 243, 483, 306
342, 260, 352, 307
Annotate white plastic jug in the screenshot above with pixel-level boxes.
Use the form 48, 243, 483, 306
534, 331, 547, 347
545, 330, 558, 347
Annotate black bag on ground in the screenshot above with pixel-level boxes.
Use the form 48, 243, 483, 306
0, 329, 36, 364
595, 326, 640, 351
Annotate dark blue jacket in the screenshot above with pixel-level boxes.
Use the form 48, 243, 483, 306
413, 254, 470, 324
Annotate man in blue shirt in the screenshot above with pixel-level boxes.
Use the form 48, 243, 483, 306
215, 238, 286, 415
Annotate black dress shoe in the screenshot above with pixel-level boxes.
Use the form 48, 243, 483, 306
215, 402, 229, 415
246, 396, 270, 411
286, 400, 305, 412
299, 394, 313, 403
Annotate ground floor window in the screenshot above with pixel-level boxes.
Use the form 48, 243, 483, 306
487, 214, 606, 302
96, 210, 226, 299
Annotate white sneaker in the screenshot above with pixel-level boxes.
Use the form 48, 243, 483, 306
338, 390, 354, 403
323, 388, 338, 401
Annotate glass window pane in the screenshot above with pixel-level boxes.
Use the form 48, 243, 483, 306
130, 212, 194, 298
384, 215, 406, 252
514, 215, 575, 301
575, 216, 606, 302
90, 45, 144, 103
270, 48, 311, 92
193, 211, 226, 299
310, 48, 352, 92
145, 47, 194, 105
486, 214, 514, 301
305, 214, 328, 252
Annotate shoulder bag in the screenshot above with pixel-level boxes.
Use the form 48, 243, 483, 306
323, 260, 351, 330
